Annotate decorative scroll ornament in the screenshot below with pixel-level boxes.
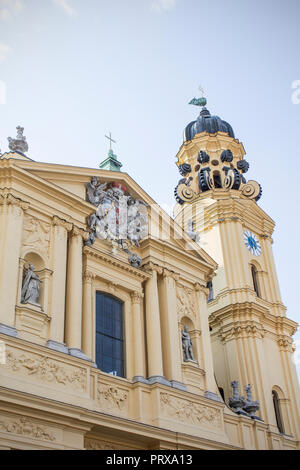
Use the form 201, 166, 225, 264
8, 126, 29, 154
85, 177, 148, 265
241, 180, 262, 201
174, 181, 197, 205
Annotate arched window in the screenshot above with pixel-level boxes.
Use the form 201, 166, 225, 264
251, 264, 261, 298
272, 390, 284, 434
207, 281, 214, 302
96, 292, 125, 378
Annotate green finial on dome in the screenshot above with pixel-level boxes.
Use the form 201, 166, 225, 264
189, 85, 207, 107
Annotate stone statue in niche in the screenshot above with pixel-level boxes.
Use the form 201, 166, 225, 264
21, 263, 42, 306
181, 325, 195, 362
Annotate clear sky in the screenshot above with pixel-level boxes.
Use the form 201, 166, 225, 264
1, 0, 300, 377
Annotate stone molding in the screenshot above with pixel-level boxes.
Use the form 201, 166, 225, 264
217, 322, 266, 343
84, 246, 150, 280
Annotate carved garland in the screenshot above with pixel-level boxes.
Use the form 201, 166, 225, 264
176, 285, 196, 320
22, 214, 51, 260
6, 350, 87, 391
97, 383, 129, 413
85, 439, 125, 450
160, 393, 221, 428
0, 417, 56, 442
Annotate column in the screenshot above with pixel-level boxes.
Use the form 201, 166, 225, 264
16, 258, 26, 305
82, 271, 95, 360
47, 217, 72, 353
195, 283, 220, 400
40, 268, 52, 313
144, 263, 167, 384
0, 194, 29, 336
65, 226, 90, 360
131, 291, 148, 383
159, 270, 185, 390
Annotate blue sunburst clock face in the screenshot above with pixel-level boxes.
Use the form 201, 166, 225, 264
244, 230, 262, 256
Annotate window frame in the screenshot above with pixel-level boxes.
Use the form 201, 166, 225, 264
95, 291, 126, 379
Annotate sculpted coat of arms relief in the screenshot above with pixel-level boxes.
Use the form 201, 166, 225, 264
85, 177, 148, 267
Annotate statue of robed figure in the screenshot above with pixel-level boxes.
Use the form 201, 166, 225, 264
21, 263, 42, 306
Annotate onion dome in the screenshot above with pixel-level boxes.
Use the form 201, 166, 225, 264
184, 98, 235, 142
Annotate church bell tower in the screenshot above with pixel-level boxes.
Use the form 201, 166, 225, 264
173, 95, 300, 441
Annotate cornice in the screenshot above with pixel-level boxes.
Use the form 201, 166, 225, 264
208, 287, 287, 314
200, 198, 275, 236
83, 246, 151, 281
141, 237, 217, 276
0, 163, 95, 220
209, 301, 298, 338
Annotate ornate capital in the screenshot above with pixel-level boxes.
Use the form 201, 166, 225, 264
131, 291, 144, 304
278, 335, 293, 352
4, 193, 30, 212
143, 262, 163, 275
194, 282, 209, 297
70, 226, 90, 241
83, 271, 95, 283
163, 268, 180, 282
52, 216, 73, 232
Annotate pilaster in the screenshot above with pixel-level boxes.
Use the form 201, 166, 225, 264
159, 269, 185, 390
0, 194, 29, 336
131, 291, 148, 383
82, 271, 95, 360
65, 226, 91, 360
144, 263, 168, 385
195, 283, 220, 400
47, 216, 72, 353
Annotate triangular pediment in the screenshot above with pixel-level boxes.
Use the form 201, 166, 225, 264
10, 159, 217, 272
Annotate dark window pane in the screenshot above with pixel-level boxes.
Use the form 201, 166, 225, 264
95, 292, 125, 378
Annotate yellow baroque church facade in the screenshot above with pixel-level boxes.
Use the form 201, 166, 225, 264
0, 98, 299, 450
